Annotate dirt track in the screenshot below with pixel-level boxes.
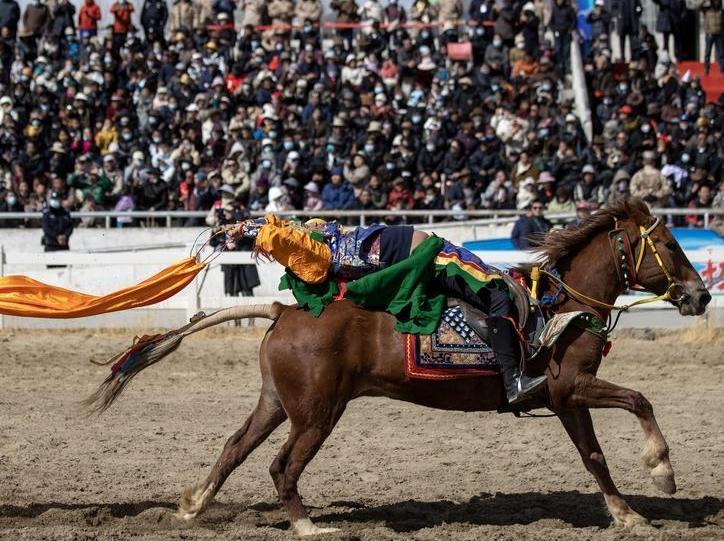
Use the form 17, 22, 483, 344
1, 328, 723, 540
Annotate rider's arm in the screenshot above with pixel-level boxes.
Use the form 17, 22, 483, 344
227, 216, 271, 240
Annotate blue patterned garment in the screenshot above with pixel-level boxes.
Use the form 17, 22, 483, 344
321, 222, 386, 280
240, 217, 387, 281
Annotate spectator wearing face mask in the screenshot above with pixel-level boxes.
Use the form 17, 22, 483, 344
41, 191, 73, 252
0, 186, 23, 227
484, 33, 509, 74
417, 139, 444, 176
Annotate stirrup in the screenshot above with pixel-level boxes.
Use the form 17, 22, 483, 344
507, 375, 548, 405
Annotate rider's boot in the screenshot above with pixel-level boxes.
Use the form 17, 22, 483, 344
486, 317, 547, 405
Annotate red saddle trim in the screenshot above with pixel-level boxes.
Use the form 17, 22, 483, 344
404, 334, 499, 381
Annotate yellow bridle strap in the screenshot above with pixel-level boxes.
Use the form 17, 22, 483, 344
530, 265, 541, 300
636, 223, 674, 283
540, 269, 674, 311
540, 217, 676, 312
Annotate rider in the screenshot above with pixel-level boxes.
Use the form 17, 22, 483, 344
228, 215, 547, 405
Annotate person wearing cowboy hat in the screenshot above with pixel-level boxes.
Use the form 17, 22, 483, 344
49, 141, 73, 178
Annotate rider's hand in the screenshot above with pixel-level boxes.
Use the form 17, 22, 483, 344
226, 223, 244, 239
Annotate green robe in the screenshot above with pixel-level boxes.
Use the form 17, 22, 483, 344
280, 235, 480, 334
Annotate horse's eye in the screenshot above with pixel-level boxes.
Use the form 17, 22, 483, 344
665, 241, 678, 251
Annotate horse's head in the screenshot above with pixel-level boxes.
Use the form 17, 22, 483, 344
624, 200, 711, 316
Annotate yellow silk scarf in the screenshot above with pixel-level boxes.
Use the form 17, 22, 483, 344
0, 257, 205, 318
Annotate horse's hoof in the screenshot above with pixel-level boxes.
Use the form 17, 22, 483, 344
177, 482, 214, 521
174, 510, 198, 522
614, 511, 649, 530
650, 463, 677, 494
293, 518, 341, 536
652, 473, 677, 494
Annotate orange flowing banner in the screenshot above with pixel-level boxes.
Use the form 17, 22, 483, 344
0, 257, 206, 319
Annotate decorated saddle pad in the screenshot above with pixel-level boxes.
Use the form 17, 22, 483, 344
404, 305, 500, 380
404, 306, 600, 381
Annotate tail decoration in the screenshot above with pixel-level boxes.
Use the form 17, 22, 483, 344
85, 303, 283, 413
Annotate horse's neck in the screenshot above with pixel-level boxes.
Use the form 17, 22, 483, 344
551, 233, 622, 318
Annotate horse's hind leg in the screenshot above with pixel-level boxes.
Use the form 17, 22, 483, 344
559, 408, 649, 528
566, 375, 676, 495
269, 406, 347, 536
177, 387, 287, 520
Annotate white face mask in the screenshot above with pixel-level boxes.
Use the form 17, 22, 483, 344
49, 198, 61, 209
7, 196, 17, 206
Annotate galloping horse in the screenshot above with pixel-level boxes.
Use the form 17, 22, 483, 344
89, 199, 711, 536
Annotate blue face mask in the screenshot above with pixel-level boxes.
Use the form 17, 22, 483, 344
364, 144, 374, 153
326, 144, 335, 153
49, 198, 61, 209
283, 141, 294, 150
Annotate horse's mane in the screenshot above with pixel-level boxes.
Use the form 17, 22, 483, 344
532, 198, 650, 264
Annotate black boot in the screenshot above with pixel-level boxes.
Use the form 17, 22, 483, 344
486, 317, 547, 405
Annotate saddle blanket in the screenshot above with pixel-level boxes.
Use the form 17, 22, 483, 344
404, 305, 499, 380
404, 306, 590, 381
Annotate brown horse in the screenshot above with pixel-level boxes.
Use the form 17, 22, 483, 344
89, 199, 711, 537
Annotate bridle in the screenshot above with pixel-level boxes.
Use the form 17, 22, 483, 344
531, 216, 685, 314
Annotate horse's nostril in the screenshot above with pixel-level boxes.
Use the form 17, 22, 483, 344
699, 290, 712, 307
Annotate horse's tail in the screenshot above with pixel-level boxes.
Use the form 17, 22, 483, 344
84, 303, 285, 414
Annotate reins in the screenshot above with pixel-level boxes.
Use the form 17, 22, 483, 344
530, 216, 682, 316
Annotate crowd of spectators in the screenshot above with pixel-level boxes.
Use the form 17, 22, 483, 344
0, 0, 722, 231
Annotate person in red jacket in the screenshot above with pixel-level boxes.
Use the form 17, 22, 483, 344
386, 177, 414, 210
78, 0, 101, 38
110, 0, 134, 54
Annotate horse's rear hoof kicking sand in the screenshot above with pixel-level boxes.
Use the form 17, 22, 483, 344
88, 201, 710, 536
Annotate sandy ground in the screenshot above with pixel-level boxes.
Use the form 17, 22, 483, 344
1, 327, 723, 541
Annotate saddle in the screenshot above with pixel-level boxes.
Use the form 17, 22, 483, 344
457, 273, 544, 352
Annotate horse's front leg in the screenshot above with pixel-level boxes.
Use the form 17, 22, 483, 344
559, 408, 649, 528
566, 374, 676, 495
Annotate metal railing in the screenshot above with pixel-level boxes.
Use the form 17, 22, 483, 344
0, 208, 721, 228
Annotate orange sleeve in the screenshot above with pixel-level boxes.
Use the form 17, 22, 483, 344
255, 214, 332, 284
